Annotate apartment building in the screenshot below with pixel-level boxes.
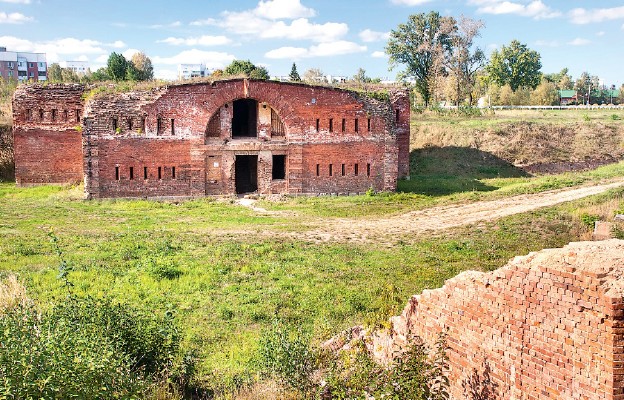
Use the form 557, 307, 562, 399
0, 47, 47, 82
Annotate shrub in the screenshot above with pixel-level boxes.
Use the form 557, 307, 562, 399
257, 319, 317, 394
580, 213, 600, 228
0, 286, 181, 398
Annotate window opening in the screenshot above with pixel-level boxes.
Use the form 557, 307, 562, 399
51, 109, 57, 121
158, 167, 162, 180
316, 118, 320, 132
367, 163, 371, 177
157, 117, 163, 135
39, 109, 44, 121
396, 109, 400, 123
172, 167, 176, 179
341, 164, 345, 176
115, 166, 119, 181
141, 117, 146, 132
316, 164, 320, 177
112, 118, 118, 132
354, 118, 359, 133
232, 99, 258, 138
367, 118, 371, 132
63, 110, 68, 121
271, 108, 285, 136
329, 118, 333, 133
171, 118, 175, 135
26, 109, 32, 121
341, 118, 346, 132
76, 109, 81, 122
128, 118, 133, 130
272, 155, 286, 180
329, 164, 333, 177
354, 163, 359, 176
144, 167, 148, 180
129, 167, 134, 180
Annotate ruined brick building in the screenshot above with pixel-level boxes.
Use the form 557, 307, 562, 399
12, 79, 410, 198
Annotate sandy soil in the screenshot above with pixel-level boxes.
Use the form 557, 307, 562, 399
238, 180, 624, 244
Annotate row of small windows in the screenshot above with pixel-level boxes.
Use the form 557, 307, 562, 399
26, 108, 81, 123
111, 117, 174, 135
115, 166, 176, 181
315, 118, 371, 134
315, 163, 371, 177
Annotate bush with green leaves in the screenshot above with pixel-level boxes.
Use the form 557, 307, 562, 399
0, 294, 181, 399
257, 319, 317, 394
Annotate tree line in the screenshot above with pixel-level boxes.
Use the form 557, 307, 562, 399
385, 11, 623, 107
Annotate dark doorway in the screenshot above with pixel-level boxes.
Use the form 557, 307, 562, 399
235, 155, 258, 194
232, 99, 258, 138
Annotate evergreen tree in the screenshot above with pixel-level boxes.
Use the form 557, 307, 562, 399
289, 63, 301, 82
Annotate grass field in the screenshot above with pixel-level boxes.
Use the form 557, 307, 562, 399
2, 107, 624, 396
2, 164, 623, 394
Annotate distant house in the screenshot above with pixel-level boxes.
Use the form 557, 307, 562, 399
60, 61, 89, 75
558, 90, 578, 105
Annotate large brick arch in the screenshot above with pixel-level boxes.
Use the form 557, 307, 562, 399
204, 95, 289, 136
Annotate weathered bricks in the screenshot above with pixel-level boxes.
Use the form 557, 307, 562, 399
13, 79, 410, 198
371, 240, 624, 400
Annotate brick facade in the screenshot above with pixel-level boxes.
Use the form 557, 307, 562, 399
370, 240, 624, 400
13, 79, 410, 198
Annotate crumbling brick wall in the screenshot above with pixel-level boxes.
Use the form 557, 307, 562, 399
371, 240, 624, 399
12, 83, 85, 185
81, 79, 409, 198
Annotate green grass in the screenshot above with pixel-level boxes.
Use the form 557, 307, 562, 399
1, 178, 618, 394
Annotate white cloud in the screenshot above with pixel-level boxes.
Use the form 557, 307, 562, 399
0, 11, 33, 24
255, 0, 315, 19
94, 54, 108, 63
390, 0, 432, 5
155, 68, 178, 80
567, 38, 590, 46
157, 35, 231, 46
265, 41, 366, 59
122, 48, 140, 59
149, 21, 182, 29
190, 1, 346, 43
471, 0, 560, 19
152, 49, 236, 70
0, 0, 31, 3
535, 39, 559, 47
108, 40, 126, 49
569, 6, 624, 24
359, 29, 389, 43
596, 31, 605, 37
371, 51, 387, 58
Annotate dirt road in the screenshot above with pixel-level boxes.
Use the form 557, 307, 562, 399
270, 180, 624, 243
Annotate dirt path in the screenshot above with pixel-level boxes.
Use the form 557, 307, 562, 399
270, 180, 624, 244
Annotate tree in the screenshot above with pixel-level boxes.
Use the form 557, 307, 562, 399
386, 11, 456, 107
90, 67, 111, 82
574, 72, 598, 105
446, 16, 485, 105
302, 68, 325, 83
531, 78, 558, 105
619, 84, 624, 105
60, 68, 80, 83
224, 59, 269, 80
107, 52, 129, 81
289, 63, 301, 82
353, 67, 370, 84
47, 63, 63, 82
486, 40, 542, 91
129, 52, 154, 81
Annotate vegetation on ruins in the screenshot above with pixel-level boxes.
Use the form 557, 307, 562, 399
223, 59, 270, 80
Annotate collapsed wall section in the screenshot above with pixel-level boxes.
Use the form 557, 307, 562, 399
12, 83, 85, 185
372, 240, 624, 400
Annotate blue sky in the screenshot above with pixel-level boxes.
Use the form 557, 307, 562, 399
1, 0, 623, 86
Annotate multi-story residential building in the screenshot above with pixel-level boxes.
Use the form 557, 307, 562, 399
178, 63, 208, 80
0, 47, 47, 82
59, 61, 89, 75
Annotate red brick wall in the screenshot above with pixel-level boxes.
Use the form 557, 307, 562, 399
14, 80, 409, 197
372, 240, 624, 399
13, 83, 85, 185
14, 128, 82, 184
